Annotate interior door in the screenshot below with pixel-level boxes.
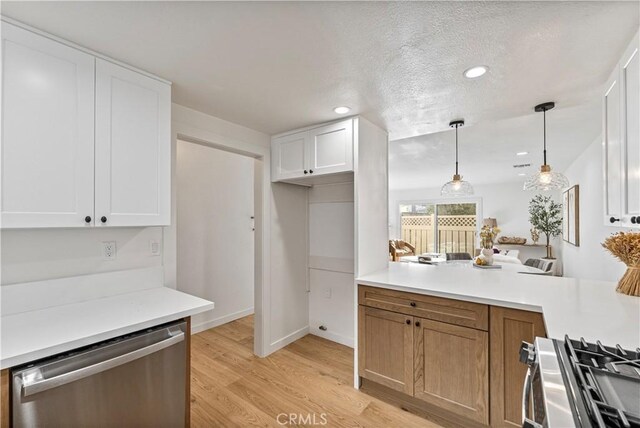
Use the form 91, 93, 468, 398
358, 306, 414, 395
307, 120, 353, 176
1, 22, 95, 228
176, 141, 255, 330
94, 58, 171, 227
413, 318, 489, 425
271, 131, 307, 181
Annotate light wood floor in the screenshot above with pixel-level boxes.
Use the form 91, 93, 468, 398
190, 315, 441, 427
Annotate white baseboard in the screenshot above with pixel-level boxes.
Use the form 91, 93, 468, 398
190, 307, 254, 334
268, 325, 310, 353
309, 329, 354, 348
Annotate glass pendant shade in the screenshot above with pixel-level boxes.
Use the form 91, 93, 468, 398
441, 174, 475, 196
524, 102, 569, 191
441, 120, 474, 196
523, 165, 570, 191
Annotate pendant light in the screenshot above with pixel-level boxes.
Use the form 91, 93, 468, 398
523, 102, 569, 191
441, 120, 474, 196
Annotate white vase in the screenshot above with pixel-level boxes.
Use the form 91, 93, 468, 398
481, 248, 494, 265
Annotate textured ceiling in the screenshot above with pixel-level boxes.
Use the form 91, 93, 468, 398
389, 100, 602, 190
2, 1, 638, 139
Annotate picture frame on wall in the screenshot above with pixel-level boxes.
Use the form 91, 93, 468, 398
563, 185, 580, 246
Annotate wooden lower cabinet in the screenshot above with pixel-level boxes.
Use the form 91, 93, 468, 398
358, 306, 414, 395
1, 369, 9, 428
358, 285, 547, 427
489, 306, 546, 427
414, 318, 489, 425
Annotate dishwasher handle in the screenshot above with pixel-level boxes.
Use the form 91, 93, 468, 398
22, 330, 185, 397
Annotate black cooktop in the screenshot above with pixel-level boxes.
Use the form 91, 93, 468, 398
564, 336, 640, 428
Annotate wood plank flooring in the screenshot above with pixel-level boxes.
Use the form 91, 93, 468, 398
190, 316, 441, 427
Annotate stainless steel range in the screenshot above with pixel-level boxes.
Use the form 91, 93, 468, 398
520, 336, 640, 428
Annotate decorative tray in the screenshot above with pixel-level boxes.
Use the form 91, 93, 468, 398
472, 264, 502, 269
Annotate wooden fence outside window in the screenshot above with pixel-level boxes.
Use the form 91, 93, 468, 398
401, 214, 477, 255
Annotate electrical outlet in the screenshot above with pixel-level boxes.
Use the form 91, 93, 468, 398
150, 240, 161, 256
102, 241, 116, 260
323, 287, 332, 299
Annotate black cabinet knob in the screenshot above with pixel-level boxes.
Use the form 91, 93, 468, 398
101, 216, 107, 223
410, 302, 417, 307
610, 217, 620, 223
309, 169, 314, 174
406, 319, 411, 325
632, 216, 638, 224
84, 216, 91, 223
303, 170, 308, 174
415, 321, 421, 327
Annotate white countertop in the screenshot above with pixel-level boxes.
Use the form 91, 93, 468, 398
357, 262, 640, 350
1, 286, 214, 369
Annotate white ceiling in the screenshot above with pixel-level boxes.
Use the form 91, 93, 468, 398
389, 100, 602, 190
2, 1, 638, 140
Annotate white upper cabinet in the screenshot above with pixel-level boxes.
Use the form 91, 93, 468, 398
271, 131, 307, 180
603, 30, 639, 228
1, 20, 171, 228
603, 70, 622, 223
271, 118, 354, 183
1, 22, 95, 228
622, 38, 640, 222
95, 59, 171, 226
308, 120, 353, 176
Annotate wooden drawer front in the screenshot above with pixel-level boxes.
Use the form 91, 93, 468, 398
358, 285, 488, 331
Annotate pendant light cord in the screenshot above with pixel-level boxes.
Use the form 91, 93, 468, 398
543, 109, 547, 166
455, 124, 459, 175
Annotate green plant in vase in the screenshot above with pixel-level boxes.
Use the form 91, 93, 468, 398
528, 194, 562, 259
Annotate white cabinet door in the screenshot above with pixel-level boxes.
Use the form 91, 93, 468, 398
307, 119, 353, 176
622, 38, 640, 223
95, 59, 171, 226
1, 23, 95, 228
271, 131, 307, 181
603, 70, 622, 225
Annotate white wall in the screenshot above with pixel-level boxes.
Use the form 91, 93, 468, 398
269, 182, 310, 349
1, 227, 162, 285
562, 137, 627, 281
389, 182, 562, 260
176, 140, 255, 332
308, 182, 355, 347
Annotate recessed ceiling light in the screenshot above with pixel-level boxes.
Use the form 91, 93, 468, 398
517, 151, 529, 156
463, 65, 488, 79
518, 173, 526, 176
333, 106, 350, 114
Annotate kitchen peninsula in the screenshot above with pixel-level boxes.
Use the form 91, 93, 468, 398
356, 262, 640, 427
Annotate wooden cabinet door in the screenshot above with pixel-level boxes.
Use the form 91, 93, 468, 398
358, 306, 414, 395
95, 58, 171, 226
1, 22, 95, 228
413, 318, 489, 425
603, 63, 623, 226
271, 131, 307, 181
489, 307, 546, 427
307, 119, 353, 176
622, 33, 640, 225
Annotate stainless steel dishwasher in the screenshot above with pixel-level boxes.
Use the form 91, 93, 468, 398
11, 320, 187, 428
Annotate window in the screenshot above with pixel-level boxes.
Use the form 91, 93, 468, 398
399, 200, 480, 256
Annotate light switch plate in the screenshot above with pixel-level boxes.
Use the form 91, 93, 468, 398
102, 241, 116, 260
150, 240, 161, 256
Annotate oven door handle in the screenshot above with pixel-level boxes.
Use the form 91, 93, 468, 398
522, 366, 543, 428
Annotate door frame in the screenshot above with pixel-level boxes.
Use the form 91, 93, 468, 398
166, 120, 271, 357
